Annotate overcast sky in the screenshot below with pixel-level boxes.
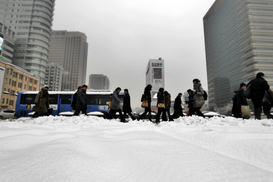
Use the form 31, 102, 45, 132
52, 0, 215, 108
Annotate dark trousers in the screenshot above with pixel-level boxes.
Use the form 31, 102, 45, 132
263, 102, 273, 119
109, 109, 125, 122
124, 111, 136, 120
195, 107, 205, 118
163, 108, 173, 121
73, 109, 87, 116
156, 107, 165, 123
252, 100, 263, 120
139, 106, 152, 120
188, 107, 195, 116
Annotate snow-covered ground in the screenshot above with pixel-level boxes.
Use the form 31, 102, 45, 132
0, 116, 273, 182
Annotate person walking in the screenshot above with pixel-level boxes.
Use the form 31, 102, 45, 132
231, 91, 240, 118
192, 79, 205, 117
186, 89, 195, 116
172, 93, 184, 119
109, 87, 125, 122
263, 89, 273, 119
162, 91, 173, 121
32, 85, 49, 118
247, 72, 270, 119
155, 88, 165, 124
123, 89, 136, 120
138, 84, 152, 121
73, 85, 87, 116
236, 83, 248, 118
71, 86, 82, 110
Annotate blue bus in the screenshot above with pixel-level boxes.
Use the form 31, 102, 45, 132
15, 91, 124, 117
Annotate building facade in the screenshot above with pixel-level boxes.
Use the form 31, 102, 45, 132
47, 30, 88, 91
45, 63, 64, 91
89, 74, 110, 90
204, 0, 273, 110
146, 58, 165, 110
0, 0, 56, 86
0, 60, 40, 110
0, 22, 16, 63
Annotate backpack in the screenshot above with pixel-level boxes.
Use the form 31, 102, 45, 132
203, 90, 208, 100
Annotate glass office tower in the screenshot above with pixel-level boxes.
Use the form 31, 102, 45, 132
0, 0, 55, 86
204, 0, 273, 110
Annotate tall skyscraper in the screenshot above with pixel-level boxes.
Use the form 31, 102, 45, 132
146, 58, 165, 110
47, 30, 88, 91
204, 0, 273, 110
0, 22, 16, 63
44, 63, 63, 91
89, 74, 110, 90
0, 0, 55, 86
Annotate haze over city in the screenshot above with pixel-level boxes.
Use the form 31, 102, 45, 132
52, 0, 215, 108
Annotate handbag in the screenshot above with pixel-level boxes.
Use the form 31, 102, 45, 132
157, 103, 165, 108
141, 100, 149, 108
241, 105, 251, 119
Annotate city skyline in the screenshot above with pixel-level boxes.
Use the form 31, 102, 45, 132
52, 0, 215, 108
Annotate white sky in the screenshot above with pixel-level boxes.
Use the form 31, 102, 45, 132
52, 0, 216, 108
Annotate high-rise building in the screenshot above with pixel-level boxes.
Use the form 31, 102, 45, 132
89, 74, 110, 90
47, 30, 88, 91
146, 58, 165, 110
44, 63, 64, 91
204, 0, 273, 110
0, 22, 16, 63
0, 0, 55, 87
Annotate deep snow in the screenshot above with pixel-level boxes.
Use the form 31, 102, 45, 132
0, 116, 273, 182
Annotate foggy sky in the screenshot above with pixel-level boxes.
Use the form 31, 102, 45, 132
52, 0, 215, 108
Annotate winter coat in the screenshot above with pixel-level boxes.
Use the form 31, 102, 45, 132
236, 88, 248, 109
263, 89, 273, 105
110, 91, 121, 110
248, 77, 270, 105
75, 89, 87, 110
157, 91, 165, 105
164, 93, 171, 109
187, 94, 194, 109
174, 95, 182, 110
71, 90, 80, 110
193, 83, 205, 108
232, 95, 238, 115
33, 88, 49, 113
123, 93, 132, 113
143, 87, 152, 103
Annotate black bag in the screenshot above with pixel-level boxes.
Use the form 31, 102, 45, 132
141, 94, 145, 102
48, 108, 53, 115
244, 83, 251, 99
203, 90, 208, 100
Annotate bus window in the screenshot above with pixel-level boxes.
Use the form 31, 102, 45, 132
49, 95, 58, 104
87, 95, 98, 105
98, 95, 110, 105
60, 94, 72, 98
20, 94, 36, 104
60, 94, 72, 105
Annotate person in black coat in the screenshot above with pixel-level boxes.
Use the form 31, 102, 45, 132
247, 72, 270, 119
186, 89, 195, 116
74, 85, 87, 115
172, 93, 184, 119
138, 84, 152, 121
71, 86, 82, 110
123, 89, 135, 120
231, 91, 240, 118
236, 83, 248, 118
156, 88, 165, 124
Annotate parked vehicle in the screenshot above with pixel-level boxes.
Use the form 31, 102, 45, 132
0, 109, 17, 119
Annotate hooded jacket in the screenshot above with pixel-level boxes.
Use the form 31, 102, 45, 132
33, 88, 49, 113
193, 82, 205, 108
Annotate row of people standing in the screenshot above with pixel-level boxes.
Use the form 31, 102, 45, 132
232, 72, 271, 119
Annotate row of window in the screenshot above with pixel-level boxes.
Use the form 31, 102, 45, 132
5, 68, 38, 84
1, 98, 14, 106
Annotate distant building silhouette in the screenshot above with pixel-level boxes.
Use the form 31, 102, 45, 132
89, 74, 110, 90
47, 30, 88, 91
204, 0, 273, 110
0, 23, 15, 64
